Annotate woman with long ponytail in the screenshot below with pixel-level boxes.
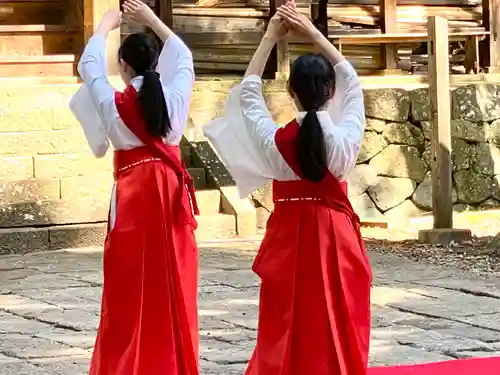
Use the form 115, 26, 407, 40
70, 1, 199, 374
204, 2, 371, 374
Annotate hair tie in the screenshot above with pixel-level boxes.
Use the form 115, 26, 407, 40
137, 68, 157, 76
142, 70, 160, 80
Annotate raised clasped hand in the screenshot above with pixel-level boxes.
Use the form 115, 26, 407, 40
265, 0, 298, 41
123, 0, 158, 27
100, 9, 122, 32
95, 8, 122, 36
277, 2, 319, 40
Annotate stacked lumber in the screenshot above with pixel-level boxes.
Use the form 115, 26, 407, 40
171, 3, 265, 73
162, 1, 486, 75
187, 42, 417, 75
410, 43, 471, 74
177, 0, 482, 5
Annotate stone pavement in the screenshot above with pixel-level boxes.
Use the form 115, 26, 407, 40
1, 242, 500, 375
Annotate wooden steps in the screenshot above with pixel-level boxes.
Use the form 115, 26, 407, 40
0, 0, 82, 78
0, 24, 80, 77
0, 54, 76, 77
0, 24, 76, 32
0, 25, 80, 58
0, 0, 69, 25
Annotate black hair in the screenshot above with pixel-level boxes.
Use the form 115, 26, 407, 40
288, 53, 335, 182
118, 32, 171, 137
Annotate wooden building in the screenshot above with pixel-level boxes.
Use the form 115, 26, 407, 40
166, 0, 498, 77
1, 0, 499, 79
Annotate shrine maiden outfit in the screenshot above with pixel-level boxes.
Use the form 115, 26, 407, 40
70, 34, 199, 375
204, 60, 372, 375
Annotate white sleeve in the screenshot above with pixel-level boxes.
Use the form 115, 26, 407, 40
158, 36, 195, 145
75, 35, 120, 157
204, 76, 290, 198
69, 85, 110, 158
324, 61, 366, 179
239, 75, 293, 177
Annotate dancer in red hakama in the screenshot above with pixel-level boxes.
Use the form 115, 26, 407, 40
70, 1, 199, 374
204, 3, 372, 375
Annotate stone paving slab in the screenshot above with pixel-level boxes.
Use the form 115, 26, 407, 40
1, 244, 500, 374
0, 354, 55, 375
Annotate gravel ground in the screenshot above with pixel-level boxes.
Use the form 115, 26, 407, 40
366, 236, 500, 277
362, 220, 500, 279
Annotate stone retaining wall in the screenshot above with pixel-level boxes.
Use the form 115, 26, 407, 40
1, 80, 500, 234
251, 83, 500, 225
0, 84, 113, 230
350, 85, 500, 221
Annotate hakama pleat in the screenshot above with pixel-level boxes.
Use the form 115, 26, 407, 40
89, 84, 200, 375
90, 150, 199, 375
245, 120, 372, 375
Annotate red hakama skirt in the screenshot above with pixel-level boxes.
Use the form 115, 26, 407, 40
89, 146, 199, 375
245, 120, 372, 375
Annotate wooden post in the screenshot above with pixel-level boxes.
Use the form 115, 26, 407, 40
481, 0, 500, 72
380, 0, 399, 72
158, 0, 173, 29
83, 0, 121, 74
418, 16, 472, 245
464, 35, 480, 74
311, 0, 328, 38
270, 0, 289, 78
427, 16, 453, 229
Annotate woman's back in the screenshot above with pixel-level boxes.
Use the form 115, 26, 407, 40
204, 6, 371, 374
70, 4, 200, 374
204, 58, 365, 199
248, 105, 371, 375
73, 32, 194, 157
240, 58, 364, 183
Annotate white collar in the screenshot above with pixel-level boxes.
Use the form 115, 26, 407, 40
130, 75, 144, 91
296, 110, 331, 125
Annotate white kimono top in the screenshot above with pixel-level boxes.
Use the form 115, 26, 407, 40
70, 34, 195, 229
203, 61, 365, 198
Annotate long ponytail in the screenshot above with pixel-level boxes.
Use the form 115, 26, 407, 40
297, 110, 327, 182
137, 70, 171, 137
119, 32, 171, 137
289, 53, 335, 182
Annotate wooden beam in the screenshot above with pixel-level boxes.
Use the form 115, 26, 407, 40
418, 16, 472, 244
159, 0, 173, 29
327, 0, 483, 4
83, 0, 121, 74
464, 35, 480, 73
427, 16, 453, 229
270, 0, 289, 78
276, 40, 290, 77
481, 0, 500, 72
311, 0, 328, 37
326, 30, 488, 44
380, 0, 399, 71
177, 31, 264, 46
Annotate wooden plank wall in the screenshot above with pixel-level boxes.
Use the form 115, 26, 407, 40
120, 0, 485, 75
174, 4, 267, 73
